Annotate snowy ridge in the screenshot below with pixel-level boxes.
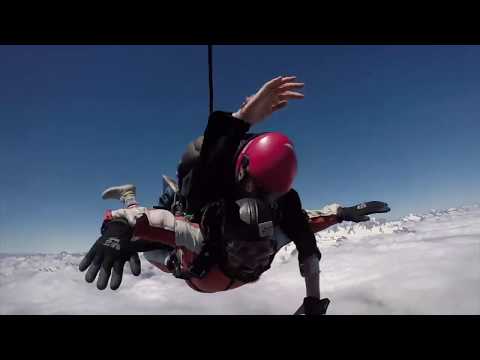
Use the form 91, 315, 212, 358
0, 252, 83, 277
402, 204, 479, 222
273, 204, 480, 263
0, 251, 158, 276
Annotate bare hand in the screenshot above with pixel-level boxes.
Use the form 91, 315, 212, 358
233, 76, 304, 126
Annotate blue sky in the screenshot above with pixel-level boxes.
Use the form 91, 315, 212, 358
1, 45, 479, 253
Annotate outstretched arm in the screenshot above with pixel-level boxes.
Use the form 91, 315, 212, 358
306, 201, 391, 233
297, 201, 391, 314
298, 254, 330, 315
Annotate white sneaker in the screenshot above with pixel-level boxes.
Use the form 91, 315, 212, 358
102, 184, 136, 201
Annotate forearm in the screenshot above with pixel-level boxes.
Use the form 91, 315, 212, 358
306, 203, 342, 233
192, 111, 249, 201
302, 255, 321, 298
231, 109, 254, 127
202, 111, 250, 145
305, 272, 320, 298
309, 214, 340, 233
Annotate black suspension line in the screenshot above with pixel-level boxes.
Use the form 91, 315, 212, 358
208, 45, 214, 115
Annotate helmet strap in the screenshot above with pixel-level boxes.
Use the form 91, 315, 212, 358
237, 154, 249, 182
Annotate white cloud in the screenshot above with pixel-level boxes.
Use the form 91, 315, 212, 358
0, 205, 479, 314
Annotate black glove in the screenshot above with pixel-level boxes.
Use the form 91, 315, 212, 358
79, 219, 141, 290
337, 201, 390, 223
303, 297, 330, 315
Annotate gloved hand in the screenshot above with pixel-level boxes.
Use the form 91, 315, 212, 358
337, 201, 390, 223
303, 297, 330, 315
79, 219, 141, 290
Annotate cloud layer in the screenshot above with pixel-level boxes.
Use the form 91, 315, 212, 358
1, 205, 479, 314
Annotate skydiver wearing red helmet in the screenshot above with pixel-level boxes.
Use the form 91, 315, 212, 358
79, 76, 390, 315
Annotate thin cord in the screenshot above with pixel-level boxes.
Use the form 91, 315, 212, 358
208, 45, 214, 115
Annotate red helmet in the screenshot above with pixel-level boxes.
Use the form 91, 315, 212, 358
235, 132, 297, 196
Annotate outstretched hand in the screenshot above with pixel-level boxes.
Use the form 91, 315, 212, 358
337, 201, 391, 223
233, 76, 304, 126
79, 219, 141, 290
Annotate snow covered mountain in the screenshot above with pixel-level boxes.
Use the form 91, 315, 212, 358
1, 204, 479, 314
274, 204, 479, 263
